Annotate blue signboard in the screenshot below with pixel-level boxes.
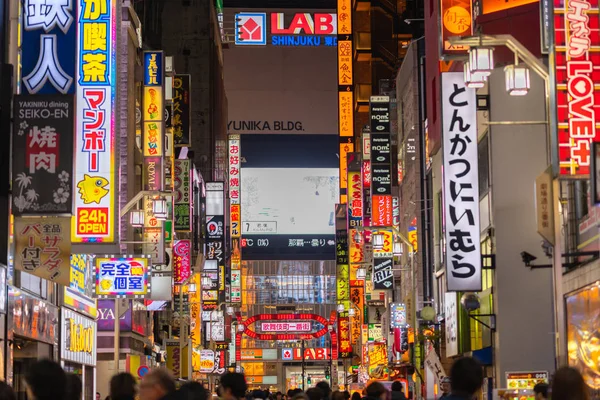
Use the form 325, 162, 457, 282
21, 0, 77, 94
143, 51, 163, 86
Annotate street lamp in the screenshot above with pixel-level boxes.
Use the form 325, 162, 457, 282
153, 197, 168, 220
337, 304, 345, 313
463, 61, 487, 89
504, 64, 531, 96
129, 210, 144, 227
372, 233, 384, 250
393, 242, 403, 257
469, 46, 495, 76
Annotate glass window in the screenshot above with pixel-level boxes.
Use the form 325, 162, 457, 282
478, 134, 490, 198
575, 180, 589, 221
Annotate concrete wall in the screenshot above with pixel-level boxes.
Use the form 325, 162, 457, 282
488, 68, 555, 385
223, 22, 337, 135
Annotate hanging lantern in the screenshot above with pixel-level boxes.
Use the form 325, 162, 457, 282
372, 233, 385, 250
469, 46, 495, 76
356, 268, 366, 279
129, 210, 144, 227
337, 304, 345, 313
201, 276, 212, 288
348, 307, 356, 317
463, 61, 486, 89
153, 197, 168, 220
226, 306, 235, 315
393, 241, 403, 256
504, 64, 530, 96
353, 230, 363, 244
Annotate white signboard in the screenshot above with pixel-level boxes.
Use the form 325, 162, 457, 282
260, 322, 312, 332
61, 308, 97, 366
442, 72, 481, 292
444, 292, 459, 357
199, 349, 215, 373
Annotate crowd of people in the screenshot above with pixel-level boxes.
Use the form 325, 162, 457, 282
0, 356, 591, 400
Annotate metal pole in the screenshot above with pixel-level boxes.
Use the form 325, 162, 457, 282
329, 333, 333, 387
301, 339, 305, 390
114, 299, 120, 372
179, 286, 185, 379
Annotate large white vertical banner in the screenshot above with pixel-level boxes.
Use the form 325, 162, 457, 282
73, 0, 117, 242
441, 72, 481, 292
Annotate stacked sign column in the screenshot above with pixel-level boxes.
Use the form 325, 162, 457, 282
229, 135, 242, 305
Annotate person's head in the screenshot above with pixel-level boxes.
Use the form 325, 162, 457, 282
306, 388, 324, 400
366, 382, 387, 400
533, 383, 549, 400
343, 392, 350, 400
351, 392, 362, 400
551, 367, 589, 400
292, 394, 308, 400
110, 373, 137, 400
176, 382, 208, 400
316, 382, 331, 399
252, 391, 266, 400
440, 377, 451, 394
25, 359, 67, 400
140, 369, 176, 400
276, 392, 283, 400
66, 374, 83, 400
96, 393, 101, 400
220, 373, 248, 400
0, 381, 16, 400
391, 382, 403, 394
450, 357, 483, 397
332, 391, 346, 400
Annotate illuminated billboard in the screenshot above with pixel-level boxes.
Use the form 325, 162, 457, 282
240, 134, 339, 260
73, 0, 117, 242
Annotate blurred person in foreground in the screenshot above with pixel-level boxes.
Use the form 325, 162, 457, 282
332, 391, 346, 400
444, 357, 483, 400
25, 359, 67, 400
351, 392, 362, 400
0, 381, 16, 400
390, 381, 406, 400
66, 374, 83, 400
365, 382, 387, 400
551, 367, 589, 400
533, 383, 549, 400
305, 388, 324, 400
220, 373, 248, 400
176, 382, 209, 400
139, 369, 176, 400
110, 373, 137, 400
316, 382, 331, 400
439, 377, 451, 400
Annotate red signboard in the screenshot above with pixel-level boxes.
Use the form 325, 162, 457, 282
173, 239, 191, 284
372, 195, 393, 226
338, 315, 352, 358
271, 13, 336, 35
363, 161, 371, 189
287, 348, 331, 360
555, 0, 600, 176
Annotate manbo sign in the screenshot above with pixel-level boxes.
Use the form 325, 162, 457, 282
67, 318, 94, 354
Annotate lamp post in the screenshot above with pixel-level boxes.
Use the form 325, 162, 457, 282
448, 33, 565, 366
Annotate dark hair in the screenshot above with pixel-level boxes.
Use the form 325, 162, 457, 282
343, 392, 350, 400
450, 357, 483, 396
534, 383, 549, 399
366, 382, 386, 399
332, 391, 346, 400
147, 369, 176, 395
221, 373, 248, 399
391, 382, 403, 393
25, 359, 67, 400
66, 374, 83, 400
351, 393, 362, 400
306, 388, 324, 400
0, 381, 16, 400
551, 367, 589, 400
316, 382, 331, 398
176, 382, 208, 400
110, 373, 137, 400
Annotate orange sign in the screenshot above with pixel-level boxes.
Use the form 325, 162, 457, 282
337, 0, 352, 34
339, 142, 355, 192
482, 0, 537, 14
349, 229, 364, 264
338, 40, 353, 85
440, 0, 473, 55
339, 92, 354, 137
372, 195, 392, 226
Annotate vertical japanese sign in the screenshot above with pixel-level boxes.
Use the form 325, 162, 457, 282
173, 75, 191, 146
347, 153, 364, 287
442, 72, 481, 292
21, 0, 77, 95
440, 0, 473, 55
206, 182, 226, 306
230, 134, 242, 303
13, 95, 74, 215
173, 239, 191, 284
349, 286, 364, 344
15, 216, 72, 286
338, 315, 352, 358
370, 96, 392, 196
338, 0, 354, 203
554, 0, 599, 177
190, 273, 201, 372
73, 0, 117, 243
174, 159, 191, 231
143, 51, 164, 158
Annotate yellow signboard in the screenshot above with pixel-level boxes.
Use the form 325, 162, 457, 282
337, 263, 350, 301
337, 0, 352, 34
339, 142, 354, 191
373, 229, 393, 258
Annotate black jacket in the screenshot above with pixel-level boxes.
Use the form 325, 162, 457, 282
391, 392, 407, 400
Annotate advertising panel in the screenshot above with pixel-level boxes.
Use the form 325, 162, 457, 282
373, 229, 393, 258
390, 303, 407, 328
554, 0, 599, 177
338, 40, 352, 85
347, 171, 363, 228
338, 315, 352, 358
173, 240, 192, 284
143, 51, 164, 156
261, 322, 312, 332
69, 254, 94, 298
199, 350, 215, 373
229, 135, 241, 205
21, 0, 77, 95
240, 135, 338, 260
73, 0, 116, 243
373, 258, 393, 289
142, 227, 164, 265
174, 159, 191, 204
9, 287, 58, 344
15, 216, 71, 286
12, 95, 74, 215
350, 286, 364, 344
206, 216, 225, 240
440, 0, 473, 55
173, 75, 191, 146
338, 92, 354, 138
95, 257, 151, 298
61, 308, 97, 366
442, 73, 481, 292
372, 195, 392, 226
336, 263, 349, 302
